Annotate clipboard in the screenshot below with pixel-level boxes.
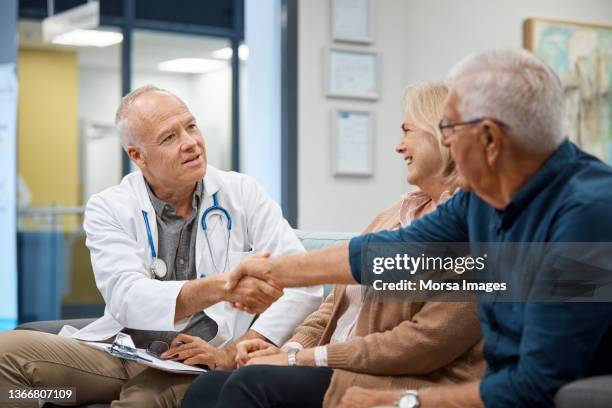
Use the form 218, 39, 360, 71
79, 341, 207, 375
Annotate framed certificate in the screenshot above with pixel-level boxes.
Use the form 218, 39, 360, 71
333, 109, 374, 176
326, 47, 379, 100
332, 0, 373, 43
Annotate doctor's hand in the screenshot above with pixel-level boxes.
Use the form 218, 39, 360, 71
226, 252, 277, 291
160, 333, 235, 370
223, 274, 283, 314
235, 338, 280, 367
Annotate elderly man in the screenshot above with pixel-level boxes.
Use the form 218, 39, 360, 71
0, 85, 323, 407
227, 48, 612, 408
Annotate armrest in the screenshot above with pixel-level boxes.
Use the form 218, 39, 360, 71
555, 376, 612, 408
15, 318, 97, 335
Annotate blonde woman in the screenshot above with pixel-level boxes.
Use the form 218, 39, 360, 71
180, 82, 484, 408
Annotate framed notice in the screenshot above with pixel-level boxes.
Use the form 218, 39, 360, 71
333, 109, 374, 176
326, 47, 379, 100
332, 0, 373, 43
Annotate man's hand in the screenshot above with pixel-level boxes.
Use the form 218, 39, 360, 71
174, 263, 282, 322
338, 386, 402, 408
224, 275, 283, 314
226, 252, 275, 290
235, 338, 280, 367
226, 244, 355, 293
160, 333, 235, 370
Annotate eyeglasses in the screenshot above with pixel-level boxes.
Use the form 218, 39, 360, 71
109, 333, 145, 361
438, 117, 509, 140
108, 333, 169, 362
145, 340, 170, 359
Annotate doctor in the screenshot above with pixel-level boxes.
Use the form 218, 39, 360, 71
0, 85, 323, 408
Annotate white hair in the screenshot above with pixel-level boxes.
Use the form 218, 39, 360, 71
448, 48, 567, 153
115, 85, 173, 151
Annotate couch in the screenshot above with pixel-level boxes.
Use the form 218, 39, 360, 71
14, 231, 611, 408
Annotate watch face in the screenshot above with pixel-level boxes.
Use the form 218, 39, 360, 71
399, 394, 419, 408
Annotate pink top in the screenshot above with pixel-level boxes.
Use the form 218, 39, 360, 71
399, 189, 454, 227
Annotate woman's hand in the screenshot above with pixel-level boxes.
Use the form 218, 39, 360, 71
244, 346, 316, 367
161, 333, 235, 370
235, 338, 280, 367
246, 352, 290, 366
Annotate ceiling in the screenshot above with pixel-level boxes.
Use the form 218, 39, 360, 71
19, 20, 232, 72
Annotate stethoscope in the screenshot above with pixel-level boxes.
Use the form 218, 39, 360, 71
142, 192, 233, 279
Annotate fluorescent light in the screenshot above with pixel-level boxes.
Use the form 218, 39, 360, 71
51, 29, 123, 47
212, 47, 233, 59
157, 58, 226, 74
212, 45, 249, 61
239, 45, 249, 60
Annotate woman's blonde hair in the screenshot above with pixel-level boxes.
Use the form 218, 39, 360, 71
403, 81, 457, 188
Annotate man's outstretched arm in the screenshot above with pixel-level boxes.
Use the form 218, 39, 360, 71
227, 192, 470, 291
227, 243, 355, 290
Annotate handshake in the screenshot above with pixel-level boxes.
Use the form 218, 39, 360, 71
176, 251, 305, 324
179, 244, 340, 322
222, 252, 283, 314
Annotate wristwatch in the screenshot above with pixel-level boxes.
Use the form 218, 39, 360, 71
287, 348, 299, 366
396, 389, 420, 408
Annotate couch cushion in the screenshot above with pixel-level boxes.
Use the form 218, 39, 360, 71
295, 230, 356, 296
16, 318, 96, 334
295, 230, 356, 252
555, 376, 612, 408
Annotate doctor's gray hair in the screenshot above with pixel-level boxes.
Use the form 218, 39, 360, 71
115, 85, 173, 151
448, 48, 567, 153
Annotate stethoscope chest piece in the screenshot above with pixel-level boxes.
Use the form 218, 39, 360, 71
142, 209, 168, 279
151, 258, 167, 279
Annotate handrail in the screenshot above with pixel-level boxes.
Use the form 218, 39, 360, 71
18, 206, 85, 217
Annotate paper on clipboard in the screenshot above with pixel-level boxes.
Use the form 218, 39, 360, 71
80, 341, 207, 375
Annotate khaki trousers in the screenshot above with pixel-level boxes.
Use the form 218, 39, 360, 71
0, 330, 195, 408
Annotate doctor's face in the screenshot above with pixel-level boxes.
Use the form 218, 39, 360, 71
127, 91, 207, 189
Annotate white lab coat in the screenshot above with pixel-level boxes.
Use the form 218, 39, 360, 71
63, 165, 323, 347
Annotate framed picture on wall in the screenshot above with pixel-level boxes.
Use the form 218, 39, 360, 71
331, 0, 374, 44
524, 17, 612, 164
332, 109, 374, 177
326, 47, 379, 100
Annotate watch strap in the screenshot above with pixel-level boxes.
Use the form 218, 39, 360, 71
287, 349, 298, 366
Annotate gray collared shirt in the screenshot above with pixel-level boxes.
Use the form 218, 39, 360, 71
147, 179, 202, 282
122, 179, 218, 348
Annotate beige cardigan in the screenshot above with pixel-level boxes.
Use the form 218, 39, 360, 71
287, 200, 485, 407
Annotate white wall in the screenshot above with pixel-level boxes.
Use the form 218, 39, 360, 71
401, 0, 612, 84
297, 0, 612, 232
298, 0, 406, 232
